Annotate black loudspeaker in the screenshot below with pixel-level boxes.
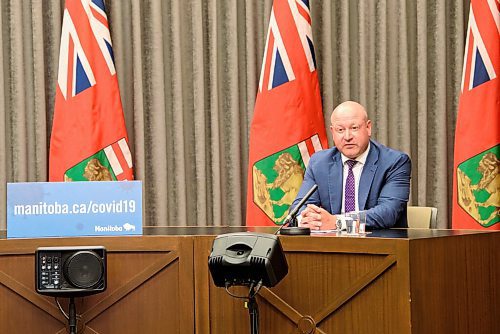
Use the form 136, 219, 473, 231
208, 232, 288, 288
35, 246, 106, 297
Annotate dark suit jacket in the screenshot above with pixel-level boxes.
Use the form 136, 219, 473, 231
292, 140, 411, 228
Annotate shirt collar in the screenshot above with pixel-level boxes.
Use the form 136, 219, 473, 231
341, 142, 371, 166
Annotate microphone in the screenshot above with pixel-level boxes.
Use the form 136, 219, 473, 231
276, 184, 318, 236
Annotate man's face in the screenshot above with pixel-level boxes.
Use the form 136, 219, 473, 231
330, 107, 371, 159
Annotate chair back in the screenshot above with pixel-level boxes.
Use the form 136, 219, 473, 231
407, 206, 438, 228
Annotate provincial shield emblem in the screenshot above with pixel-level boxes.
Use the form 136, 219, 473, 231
457, 145, 499, 227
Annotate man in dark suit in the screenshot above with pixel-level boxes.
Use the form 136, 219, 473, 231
293, 101, 411, 229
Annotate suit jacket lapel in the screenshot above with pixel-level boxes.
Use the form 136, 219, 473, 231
358, 142, 379, 210
329, 151, 343, 214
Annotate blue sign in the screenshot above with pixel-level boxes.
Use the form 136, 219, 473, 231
7, 181, 142, 238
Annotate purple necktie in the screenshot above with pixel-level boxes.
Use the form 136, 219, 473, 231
345, 160, 357, 213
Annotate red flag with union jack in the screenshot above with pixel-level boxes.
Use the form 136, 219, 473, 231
49, 0, 133, 182
246, 0, 328, 226
452, 0, 499, 229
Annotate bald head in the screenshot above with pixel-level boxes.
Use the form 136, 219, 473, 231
329, 101, 372, 159
330, 101, 368, 124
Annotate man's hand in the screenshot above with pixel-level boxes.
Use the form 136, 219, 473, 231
299, 204, 336, 230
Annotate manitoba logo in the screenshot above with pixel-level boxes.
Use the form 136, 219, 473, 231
252, 135, 322, 225
64, 138, 133, 181
457, 145, 499, 227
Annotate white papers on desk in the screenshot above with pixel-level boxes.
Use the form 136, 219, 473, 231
310, 229, 339, 234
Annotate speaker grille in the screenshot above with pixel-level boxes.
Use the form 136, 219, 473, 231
250, 256, 265, 267
64, 251, 104, 289
209, 255, 223, 267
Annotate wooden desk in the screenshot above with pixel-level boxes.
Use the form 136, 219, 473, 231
1, 228, 498, 334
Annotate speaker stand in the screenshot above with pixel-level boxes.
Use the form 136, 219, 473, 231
247, 287, 259, 334
69, 297, 77, 334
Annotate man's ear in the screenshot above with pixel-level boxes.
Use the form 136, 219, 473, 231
366, 120, 372, 136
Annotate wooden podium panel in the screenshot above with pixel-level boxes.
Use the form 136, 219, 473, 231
0, 236, 194, 334
408, 232, 499, 334
195, 235, 409, 333
194, 230, 500, 334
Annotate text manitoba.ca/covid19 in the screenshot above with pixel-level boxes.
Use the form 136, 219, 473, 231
13, 200, 136, 216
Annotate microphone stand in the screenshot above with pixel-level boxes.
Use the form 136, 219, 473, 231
277, 184, 318, 236
277, 215, 311, 235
